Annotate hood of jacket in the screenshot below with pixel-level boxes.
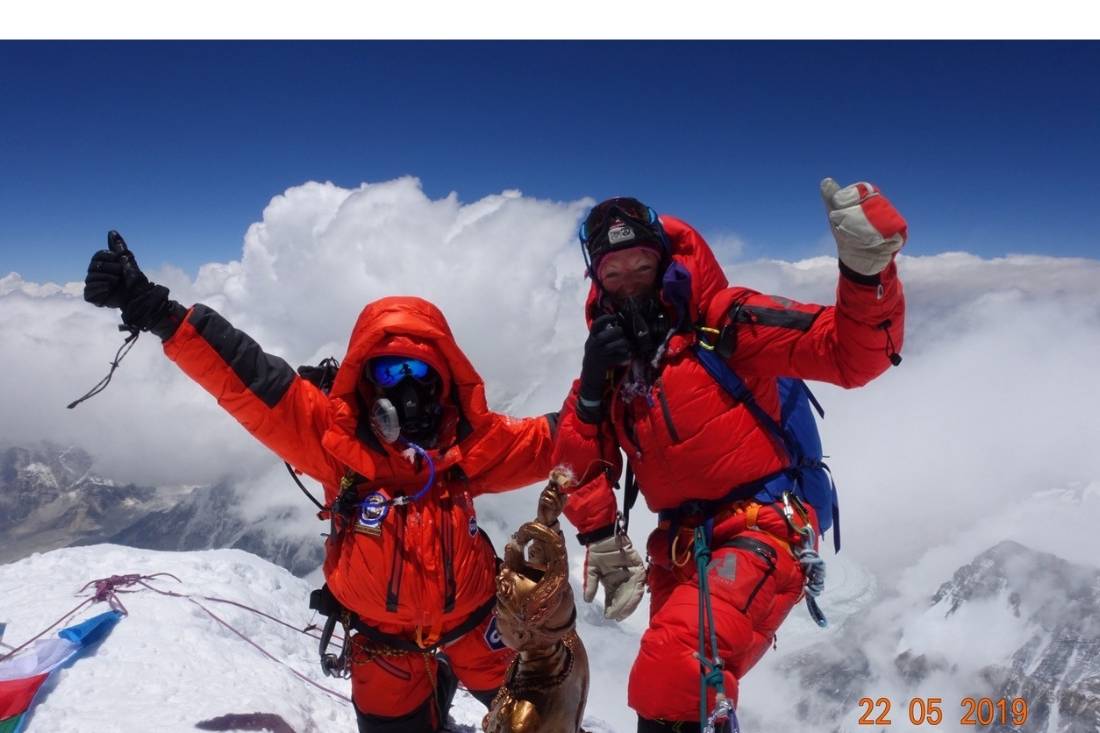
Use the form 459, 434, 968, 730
321, 296, 503, 482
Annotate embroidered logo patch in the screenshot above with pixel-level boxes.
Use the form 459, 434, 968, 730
483, 615, 506, 651
708, 553, 737, 584
607, 223, 636, 245
355, 492, 390, 536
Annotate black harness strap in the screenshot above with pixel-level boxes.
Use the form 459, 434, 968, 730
352, 594, 498, 655
622, 462, 639, 532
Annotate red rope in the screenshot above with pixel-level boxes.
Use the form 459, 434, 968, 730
0, 573, 173, 662
0, 597, 93, 663
131, 579, 333, 643
186, 597, 351, 703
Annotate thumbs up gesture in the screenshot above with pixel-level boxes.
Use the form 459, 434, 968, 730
820, 178, 908, 277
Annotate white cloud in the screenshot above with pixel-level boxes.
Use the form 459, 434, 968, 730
0, 178, 592, 488
700, 229, 747, 261
3, 177, 1099, 731
726, 252, 1100, 575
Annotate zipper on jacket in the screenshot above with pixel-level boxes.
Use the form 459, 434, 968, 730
385, 505, 406, 612
656, 378, 682, 444
441, 496, 456, 613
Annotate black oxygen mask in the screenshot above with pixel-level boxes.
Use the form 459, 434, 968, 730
366, 356, 444, 447
605, 290, 670, 365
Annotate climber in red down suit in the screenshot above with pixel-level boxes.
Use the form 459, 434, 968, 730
82, 244, 557, 733
552, 179, 907, 731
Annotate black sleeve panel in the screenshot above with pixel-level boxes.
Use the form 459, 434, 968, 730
737, 304, 822, 332
187, 304, 296, 408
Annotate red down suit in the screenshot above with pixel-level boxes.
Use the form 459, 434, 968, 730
553, 216, 905, 720
161, 295, 555, 715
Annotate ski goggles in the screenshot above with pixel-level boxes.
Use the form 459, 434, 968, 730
578, 197, 663, 260
368, 356, 435, 388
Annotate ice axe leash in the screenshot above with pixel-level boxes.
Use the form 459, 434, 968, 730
67, 230, 142, 409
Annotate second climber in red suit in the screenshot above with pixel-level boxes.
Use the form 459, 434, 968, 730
82, 245, 558, 732
551, 180, 908, 731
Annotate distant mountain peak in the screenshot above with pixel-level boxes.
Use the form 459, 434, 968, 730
778, 540, 1100, 733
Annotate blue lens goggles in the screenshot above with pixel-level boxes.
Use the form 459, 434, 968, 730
369, 356, 434, 388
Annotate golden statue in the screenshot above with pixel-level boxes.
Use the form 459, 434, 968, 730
483, 468, 590, 733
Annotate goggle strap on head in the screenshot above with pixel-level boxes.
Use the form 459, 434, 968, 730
579, 198, 659, 244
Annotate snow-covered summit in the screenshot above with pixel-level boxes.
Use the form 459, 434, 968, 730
0, 545, 505, 733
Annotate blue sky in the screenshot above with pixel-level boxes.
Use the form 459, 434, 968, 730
2, 41, 1097, 283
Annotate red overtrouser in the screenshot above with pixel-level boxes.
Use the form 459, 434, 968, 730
628, 503, 810, 722
350, 609, 514, 719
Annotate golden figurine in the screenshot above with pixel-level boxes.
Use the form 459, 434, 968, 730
483, 468, 590, 733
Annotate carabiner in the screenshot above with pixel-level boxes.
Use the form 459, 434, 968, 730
319, 612, 352, 678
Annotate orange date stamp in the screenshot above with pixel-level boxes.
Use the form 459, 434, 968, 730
857, 697, 1029, 727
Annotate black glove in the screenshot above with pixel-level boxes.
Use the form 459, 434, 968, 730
83, 235, 184, 339
577, 314, 631, 422
83, 247, 146, 309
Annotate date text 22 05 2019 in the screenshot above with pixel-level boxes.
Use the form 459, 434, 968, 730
857, 697, 1029, 727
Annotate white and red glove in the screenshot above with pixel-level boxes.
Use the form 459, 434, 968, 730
820, 178, 908, 277
583, 532, 646, 621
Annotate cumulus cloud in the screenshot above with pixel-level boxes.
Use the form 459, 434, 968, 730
0, 178, 591, 488
3, 177, 1099, 731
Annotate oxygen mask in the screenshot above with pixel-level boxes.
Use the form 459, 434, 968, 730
608, 293, 669, 364
366, 356, 443, 447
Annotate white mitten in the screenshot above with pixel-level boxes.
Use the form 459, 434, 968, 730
583, 532, 646, 621
820, 178, 908, 277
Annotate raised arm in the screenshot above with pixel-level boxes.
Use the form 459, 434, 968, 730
162, 304, 342, 485
83, 236, 341, 486
706, 178, 907, 387
709, 261, 904, 387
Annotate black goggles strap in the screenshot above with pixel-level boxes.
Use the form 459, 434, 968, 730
582, 199, 653, 241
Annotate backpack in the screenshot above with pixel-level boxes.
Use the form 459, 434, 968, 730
621, 345, 841, 553
692, 345, 841, 552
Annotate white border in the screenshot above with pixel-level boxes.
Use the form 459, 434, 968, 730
3, 0, 1099, 40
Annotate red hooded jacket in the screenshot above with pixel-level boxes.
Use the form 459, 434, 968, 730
554, 216, 905, 538
162, 296, 555, 642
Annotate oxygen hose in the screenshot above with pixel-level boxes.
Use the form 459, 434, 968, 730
389, 440, 436, 505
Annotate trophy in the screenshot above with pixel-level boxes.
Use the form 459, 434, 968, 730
483, 468, 590, 733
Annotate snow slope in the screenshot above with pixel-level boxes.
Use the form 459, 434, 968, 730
0, 539, 879, 733
2, 545, 614, 733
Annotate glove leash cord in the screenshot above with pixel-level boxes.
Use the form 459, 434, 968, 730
694, 523, 740, 733
66, 326, 140, 409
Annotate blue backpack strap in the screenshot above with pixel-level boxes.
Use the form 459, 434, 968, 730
693, 345, 798, 462
822, 463, 840, 553
694, 344, 842, 553
795, 381, 839, 551
801, 381, 825, 419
